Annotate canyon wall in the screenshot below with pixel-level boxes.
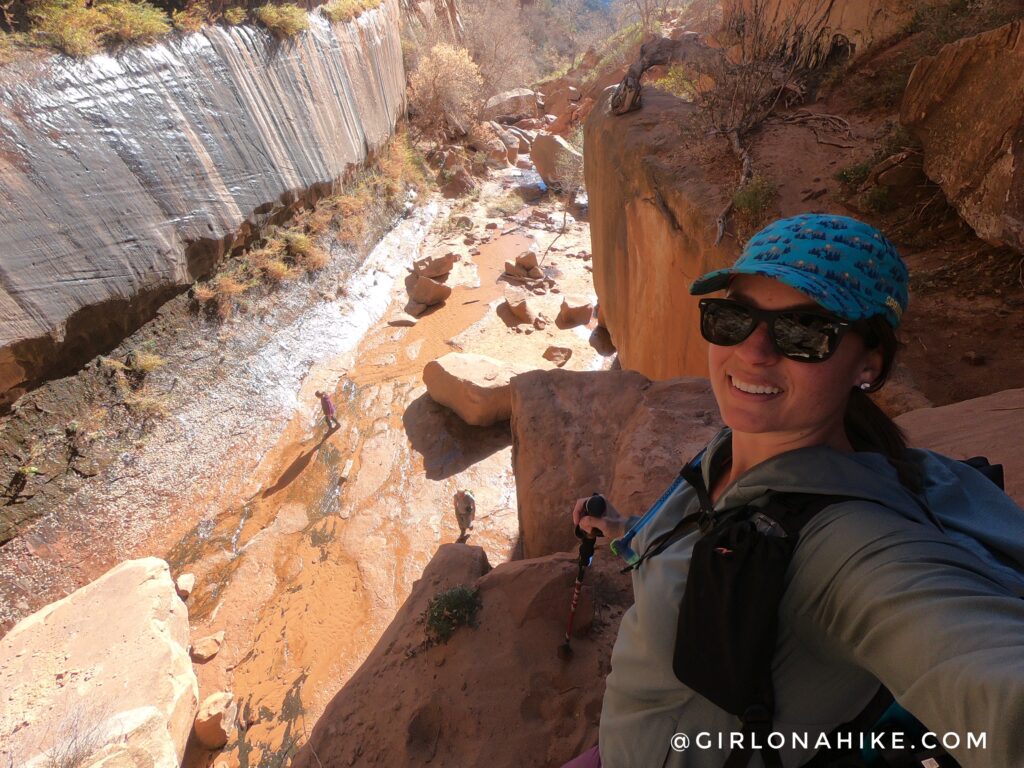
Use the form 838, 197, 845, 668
902, 20, 1024, 253
720, 0, 922, 65
0, 1, 406, 408
583, 87, 737, 381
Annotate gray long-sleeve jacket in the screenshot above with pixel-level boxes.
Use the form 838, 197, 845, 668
598, 429, 1024, 768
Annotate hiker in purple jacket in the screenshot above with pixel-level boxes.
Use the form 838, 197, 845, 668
315, 390, 339, 430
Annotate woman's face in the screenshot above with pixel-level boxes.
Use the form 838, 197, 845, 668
708, 275, 883, 447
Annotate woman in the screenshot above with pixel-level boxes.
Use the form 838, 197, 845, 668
567, 214, 1024, 768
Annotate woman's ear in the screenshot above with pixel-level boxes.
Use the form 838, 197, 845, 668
859, 346, 885, 388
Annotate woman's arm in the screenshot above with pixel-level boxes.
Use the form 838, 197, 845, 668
788, 501, 1024, 768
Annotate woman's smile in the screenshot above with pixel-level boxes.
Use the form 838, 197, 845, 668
728, 375, 783, 397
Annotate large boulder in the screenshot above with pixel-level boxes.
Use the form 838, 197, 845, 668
902, 21, 1024, 252
409, 275, 452, 307
292, 544, 631, 768
895, 388, 1024, 506
531, 133, 582, 188
413, 252, 457, 279
511, 370, 722, 558
482, 87, 539, 121
422, 352, 537, 426
0, 558, 198, 768
584, 88, 737, 380
193, 691, 237, 750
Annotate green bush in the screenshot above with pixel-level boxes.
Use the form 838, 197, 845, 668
254, 3, 308, 38
733, 174, 776, 220
652, 63, 696, 101
424, 585, 481, 644
862, 185, 896, 213
834, 162, 872, 189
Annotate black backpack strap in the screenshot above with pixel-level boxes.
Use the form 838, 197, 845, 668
961, 456, 1005, 490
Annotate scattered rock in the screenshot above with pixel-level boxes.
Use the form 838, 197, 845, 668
485, 222, 499, 230
440, 166, 476, 197
482, 88, 539, 121
194, 691, 237, 750
404, 301, 428, 317
503, 286, 541, 324
0, 558, 198, 768
515, 157, 533, 170
543, 347, 572, 367
516, 249, 539, 270
527, 266, 544, 280
409, 275, 452, 307
422, 353, 536, 427
388, 313, 418, 327
175, 573, 196, 600
532, 133, 582, 187
556, 295, 594, 327
191, 630, 225, 663
412, 252, 456, 279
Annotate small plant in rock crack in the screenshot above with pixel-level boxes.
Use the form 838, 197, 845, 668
423, 585, 481, 645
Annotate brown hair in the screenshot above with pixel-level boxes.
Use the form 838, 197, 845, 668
843, 316, 922, 492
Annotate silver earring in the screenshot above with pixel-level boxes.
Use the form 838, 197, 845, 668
859, 382, 872, 391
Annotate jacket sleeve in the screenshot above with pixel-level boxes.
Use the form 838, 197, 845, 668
786, 500, 1024, 768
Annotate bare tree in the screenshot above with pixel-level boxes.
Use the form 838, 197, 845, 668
408, 43, 483, 143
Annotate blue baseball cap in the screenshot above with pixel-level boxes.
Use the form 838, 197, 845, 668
690, 214, 909, 328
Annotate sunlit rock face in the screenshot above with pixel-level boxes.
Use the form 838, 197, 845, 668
0, 1, 405, 408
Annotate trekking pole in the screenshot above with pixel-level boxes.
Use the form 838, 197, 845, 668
558, 493, 606, 660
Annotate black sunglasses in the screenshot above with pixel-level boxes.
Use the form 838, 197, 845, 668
698, 298, 851, 362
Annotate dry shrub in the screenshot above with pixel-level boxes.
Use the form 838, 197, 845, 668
29, 0, 170, 55
377, 132, 427, 198
260, 257, 294, 283
409, 43, 482, 142
96, 0, 169, 45
192, 284, 216, 303
322, 0, 380, 23
254, 3, 307, 38
223, 6, 246, 24
284, 230, 328, 271
29, 0, 107, 56
333, 185, 374, 245
210, 274, 247, 319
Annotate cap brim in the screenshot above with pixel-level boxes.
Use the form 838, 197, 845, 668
689, 268, 735, 295
689, 262, 873, 320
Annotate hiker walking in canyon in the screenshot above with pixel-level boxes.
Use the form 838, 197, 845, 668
565, 214, 1024, 768
315, 390, 339, 431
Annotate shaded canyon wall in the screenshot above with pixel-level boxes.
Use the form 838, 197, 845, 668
0, 0, 406, 408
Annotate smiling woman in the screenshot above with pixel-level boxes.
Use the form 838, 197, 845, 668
566, 214, 1024, 768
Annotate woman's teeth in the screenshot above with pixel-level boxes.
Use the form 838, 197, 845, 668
731, 377, 782, 395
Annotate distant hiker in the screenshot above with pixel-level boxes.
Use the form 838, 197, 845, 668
315, 390, 339, 430
564, 214, 1024, 768
454, 489, 475, 539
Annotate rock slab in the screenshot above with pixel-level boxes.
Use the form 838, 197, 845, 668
0, 557, 198, 768
423, 352, 536, 427
511, 370, 722, 558
194, 691, 237, 750
902, 21, 1024, 252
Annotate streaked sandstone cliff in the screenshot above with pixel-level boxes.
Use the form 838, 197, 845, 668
0, 1, 405, 408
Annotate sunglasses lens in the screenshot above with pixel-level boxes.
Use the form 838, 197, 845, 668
773, 313, 842, 360
701, 301, 755, 346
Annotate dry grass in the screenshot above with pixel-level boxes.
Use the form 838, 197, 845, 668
129, 351, 166, 374
254, 3, 308, 38
185, 131, 425, 321
124, 391, 169, 419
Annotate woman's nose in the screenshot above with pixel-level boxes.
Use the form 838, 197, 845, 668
734, 321, 779, 364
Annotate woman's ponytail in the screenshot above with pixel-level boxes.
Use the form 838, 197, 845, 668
843, 317, 923, 493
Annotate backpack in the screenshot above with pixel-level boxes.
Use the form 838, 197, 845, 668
639, 452, 1005, 768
